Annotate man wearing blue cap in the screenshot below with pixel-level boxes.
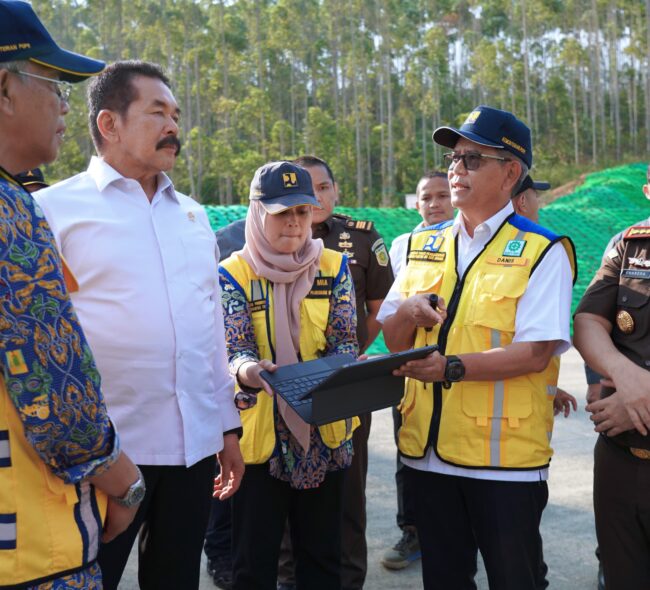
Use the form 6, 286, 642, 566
0, 1, 144, 588
378, 105, 577, 589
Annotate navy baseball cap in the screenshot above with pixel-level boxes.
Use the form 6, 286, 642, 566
517, 175, 550, 195
433, 105, 533, 168
0, 0, 105, 82
15, 168, 48, 188
249, 161, 322, 214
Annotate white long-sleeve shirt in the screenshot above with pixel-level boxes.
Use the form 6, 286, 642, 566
35, 156, 240, 466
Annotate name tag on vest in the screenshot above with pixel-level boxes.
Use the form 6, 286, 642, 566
307, 276, 333, 298
408, 250, 446, 263
486, 256, 530, 267
622, 268, 650, 280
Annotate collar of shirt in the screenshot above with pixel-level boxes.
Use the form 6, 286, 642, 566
87, 156, 177, 203
453, 200, 514, 277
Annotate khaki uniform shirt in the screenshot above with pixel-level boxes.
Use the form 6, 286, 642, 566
576, 221, 650, 449
312, 213, 394, 350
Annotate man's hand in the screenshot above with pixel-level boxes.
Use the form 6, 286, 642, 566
586, 383, 601, 405
553, 388, 578, 417
586, 387, 636, 436
587, 364, 650, 436
393, 350, 447, 382
214, 433, 245, 500
402, 294, 447, 329
102, 499, 138, 543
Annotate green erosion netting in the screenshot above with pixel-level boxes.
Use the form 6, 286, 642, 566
205, 162, 649, 355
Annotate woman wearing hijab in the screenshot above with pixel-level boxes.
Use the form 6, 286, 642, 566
219, 161, 359, 590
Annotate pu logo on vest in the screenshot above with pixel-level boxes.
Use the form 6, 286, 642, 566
409, 234, 447, 263
502, 239, 526, 257
283, 172, 298, 188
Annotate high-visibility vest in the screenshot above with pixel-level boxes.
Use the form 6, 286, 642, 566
220, 249, 359, 465
0, 379, 107, 587
397, 214, 576, 469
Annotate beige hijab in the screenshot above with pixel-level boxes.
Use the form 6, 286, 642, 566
239, 200, 324, 452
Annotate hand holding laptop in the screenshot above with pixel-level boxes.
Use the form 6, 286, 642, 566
237, 359, 278, 396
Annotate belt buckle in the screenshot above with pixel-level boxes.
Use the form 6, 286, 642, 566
630, 447, 650, 460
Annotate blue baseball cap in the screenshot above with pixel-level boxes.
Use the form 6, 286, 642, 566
517, 175, 550, 195
249, 161, 322, 215
433, 105, 533, 168
0, 0, 105, 82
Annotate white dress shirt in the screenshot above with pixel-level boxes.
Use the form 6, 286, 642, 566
35, 157, 240, 466
377, 201, 574, 481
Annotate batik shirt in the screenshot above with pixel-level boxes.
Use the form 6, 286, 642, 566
0, 168, 118, 483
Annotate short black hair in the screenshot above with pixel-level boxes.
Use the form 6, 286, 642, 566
87, 60, 171, 148
647, 163, 650, 182
293, 155, 336, 184
420, 169, 447, 182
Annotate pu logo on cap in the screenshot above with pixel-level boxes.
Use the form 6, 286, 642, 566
464, 110, 481, 124
283, 172, 298, 188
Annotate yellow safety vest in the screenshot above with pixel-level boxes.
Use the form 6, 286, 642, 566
0, 379, 108, 588
398, 214, 576, 469
220, 249, 359, 465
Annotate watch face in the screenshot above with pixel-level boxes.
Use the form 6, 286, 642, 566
130, 483, 146, 506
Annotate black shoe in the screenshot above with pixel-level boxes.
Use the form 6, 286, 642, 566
597, 562, 605, 590
207, 556, 233, 590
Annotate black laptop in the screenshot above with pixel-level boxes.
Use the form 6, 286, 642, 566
260, 345, 438, 426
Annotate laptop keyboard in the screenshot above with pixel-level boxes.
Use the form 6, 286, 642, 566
272, 370, 335, 404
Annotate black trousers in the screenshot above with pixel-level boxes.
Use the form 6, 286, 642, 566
392, 406, 415, 529
232, 463, 345, 590
594, 436, 650, 590
278, 414, 371, 590
98, 456, 215, 590
406, 466, 548, 590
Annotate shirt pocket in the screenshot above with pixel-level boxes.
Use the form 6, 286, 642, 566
617, 283, 650, 310
181, 235, 218, 293
467, 270, 528, 333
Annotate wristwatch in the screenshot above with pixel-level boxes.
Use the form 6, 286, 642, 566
443, 355, 465, 388
111, 466, 146, 508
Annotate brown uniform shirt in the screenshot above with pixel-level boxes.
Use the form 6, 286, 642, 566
575, 221, 650, 448
312, 213, 394, 350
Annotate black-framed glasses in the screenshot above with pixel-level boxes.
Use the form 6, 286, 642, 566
14, 70, 72, 103
443, 151, 511, 171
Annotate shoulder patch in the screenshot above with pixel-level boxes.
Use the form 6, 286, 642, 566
371, 238, 389, 267
624, 226, 650, 240
346, 219, 374, 232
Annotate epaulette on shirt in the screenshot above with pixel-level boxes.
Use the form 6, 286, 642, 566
333, 213, 374, 232
624, 226, 650, 240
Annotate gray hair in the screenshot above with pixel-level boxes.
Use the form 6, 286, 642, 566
0, 60, 28, 73
510, 156, 529, 198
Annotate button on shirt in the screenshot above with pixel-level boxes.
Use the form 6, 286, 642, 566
378, 201, 573, 482
35, 157, 240, 466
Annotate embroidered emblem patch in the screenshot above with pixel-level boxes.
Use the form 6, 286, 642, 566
423, 235, 444, 253
503, 240, 526, 257
282, 172, 298, 188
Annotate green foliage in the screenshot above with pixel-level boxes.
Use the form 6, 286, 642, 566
31, 0, 650, 206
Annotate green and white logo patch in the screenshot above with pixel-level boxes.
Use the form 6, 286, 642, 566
503, 239, 527, 257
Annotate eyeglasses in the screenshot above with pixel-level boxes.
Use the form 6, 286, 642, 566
14, 70, 72, 103
443, 151, 511, 171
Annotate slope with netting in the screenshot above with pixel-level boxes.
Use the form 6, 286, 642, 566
205, 162, 648, 354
